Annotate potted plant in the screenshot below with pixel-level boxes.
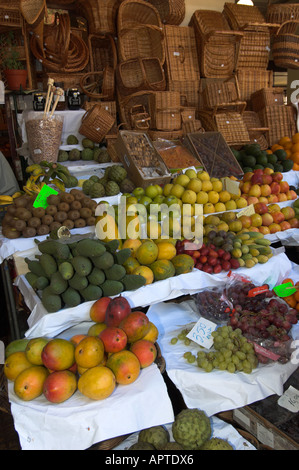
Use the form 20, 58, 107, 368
0, 32, 28, 91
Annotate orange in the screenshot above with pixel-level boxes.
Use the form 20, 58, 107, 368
284, 295, 297, 308
285, 149, 292, 158
296, 303, 299, 313
294, 290, 299, 303
293, 163, 299, 171
282, 278, 294, 286
291, 143, 299, 154
292, 132, 299, 144
266, 149, 273, 154
283, 141, 293, 151
279, 136, 291, 147
271, 144, 283, 152
291, 152, 299, 164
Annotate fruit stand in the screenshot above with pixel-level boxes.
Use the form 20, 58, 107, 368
1, 0, 299, 452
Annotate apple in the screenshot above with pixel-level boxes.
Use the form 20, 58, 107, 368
261, 213, 274, 226
248, 184, 262, 198
272, 211, 285, 224
289, 218, 299, 228
269, 223, 282, 233
279, 221, 291, 231
281, 207, 295, 220
254, 202, 268, 215
270, 182, 280, 194
260, 184, 271, 197
272, 172, 283, 182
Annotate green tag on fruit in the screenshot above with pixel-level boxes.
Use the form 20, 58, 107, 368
33, 185, 58, 209
273, 282, 297, 298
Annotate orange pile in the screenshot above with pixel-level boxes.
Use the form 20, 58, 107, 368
281, 278, 299, 312
270, 133, 299, 170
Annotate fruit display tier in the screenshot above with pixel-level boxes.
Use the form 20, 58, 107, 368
15, 251, 292, 339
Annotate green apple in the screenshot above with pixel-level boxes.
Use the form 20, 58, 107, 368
153, 194, 165, 204
145, 184, 159, 199
163, 195, 179, 207
133, 187, 145, 198
154, 184, 163, 195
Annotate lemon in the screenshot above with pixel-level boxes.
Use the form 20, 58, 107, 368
236, 197, 248, 208
214, 202, 226, 212
201, 180, 213, 192
170, 184, 185, 199
225, 200, 237, 210
181, 189, 197, 204
208, 190, 220, 204
219, 190, 231, 203
212, 179, 223, 192
185, 169, 197, 179
187, 178, 202, 193
163, 183, 173, 196
196, 191, 209, 204
174, 174, 190, 187
203, 203, 215, 214
197, 170, 210, 181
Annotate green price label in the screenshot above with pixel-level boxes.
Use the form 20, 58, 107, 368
33, 185, 58, 209
273, 282, 297, 298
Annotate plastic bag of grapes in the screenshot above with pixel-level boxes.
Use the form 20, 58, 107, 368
193, 286, 233, 324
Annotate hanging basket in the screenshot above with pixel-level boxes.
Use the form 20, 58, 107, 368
272, 20, 299, 70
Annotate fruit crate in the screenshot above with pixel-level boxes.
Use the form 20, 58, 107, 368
183, 131, 244, 179
114, 130, 171, 188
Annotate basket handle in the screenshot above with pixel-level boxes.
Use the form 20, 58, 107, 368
130, 104, 146, 115
204, 30, 244, 43
118, 24, 165, 39
276, 19, 299, 36
177, 45, 185, 64
211, 101, 247, 117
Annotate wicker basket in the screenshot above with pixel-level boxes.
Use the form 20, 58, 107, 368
79, 104, 115, 143
129, 104, 151, 130
44, 73, 86, 92
0, 1, 21, 28
149, 91, 181, 131
147, 0, 185, 26
117, 89, 154, 129
20, 0, 46, 52
80, 69, 115, 100
267, 3, 299, 33
116, 57, 166, 96
236, 69, 273, 104
258, 105, 296, 147
76, 0, 120, 35
117, 0, 162, 30
272, 20, 299, 70
88, 34, 117, 72
200, 78, 240, 109
118, 24, 165, 64
182, 119, 204, 136
82, 100, 117, 120
198, 103, 250, 146
250, 87, 285, 113
26, 117, 64, 163
242, 110, 269, 150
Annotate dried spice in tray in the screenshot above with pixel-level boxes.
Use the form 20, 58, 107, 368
153, 139, 202, 170
183, 131, 244, 179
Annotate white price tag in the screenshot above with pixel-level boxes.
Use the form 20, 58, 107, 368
186, 317, 217, 349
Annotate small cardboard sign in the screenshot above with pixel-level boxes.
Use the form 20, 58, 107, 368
33, 185, 58, 208
237, 204, 255, 218
220, 177, 240, 195
186, 317, 217, 349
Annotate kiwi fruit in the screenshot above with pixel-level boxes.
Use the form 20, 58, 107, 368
86, 216, 96, 226
3, 214, 15, 226
74, 218, 86, 228
46, 205, 58, 216
54, 211, 68, 222
49, 221, 61, 231
89, 200, 97, 212
6, 205, 17, 216
63, 219, 75, 229
60, 192, 74, 203
47, 194, 61, 206
14, 219, 27, 231
27, 217, 42, 228
22, 227, 37, 238
2, 226, 21, 239
37, 224, 50, 236
68, 210, 80, 221
42, 214, 53, 225
14, 196, 31, 208
32, 206, 46, 218
81, 197, 92, 208
80, 207, 92, 219
70, 200, 82, 210
58, 202, 70, 212
15, 207, 32, 221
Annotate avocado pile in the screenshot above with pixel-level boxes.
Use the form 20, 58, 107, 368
231, 143, 294, 173
25, 238, 146, 313
58, 135, 111, 164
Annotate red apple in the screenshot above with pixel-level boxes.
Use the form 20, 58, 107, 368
251, 173, 264, 185
130, 339, 157, 368
261, 213, 274, 226
254, 202, 268, 215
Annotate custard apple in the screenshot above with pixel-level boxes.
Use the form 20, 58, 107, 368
138, 425, 169, 450
120, 178, 135, 194
89, 175, 100, 183
200, 438, 234, 450
108, 165, 127, 184
58, 150, 69, 162
67, 134, 78, 145
162, 442, 184, 450
94, 148, 111, 163
89, 182, 106, 198
81, 148, 94, 161
82, 179, 94, 195
68, 148, 81, 161
172, 408, 211, 450
105, 180, 120, 196
129, 442, 155, 450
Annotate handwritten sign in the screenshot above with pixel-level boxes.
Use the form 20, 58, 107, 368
273, 282, 297, 298
33, 185, 58, 209
186, 317, 217, 349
